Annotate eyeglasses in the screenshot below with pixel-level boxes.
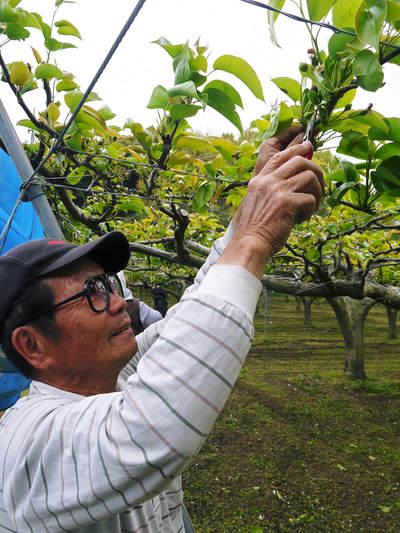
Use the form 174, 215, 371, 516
23, 273, 124, 324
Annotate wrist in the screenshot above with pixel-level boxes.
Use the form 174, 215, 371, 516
216, 234, 273, 279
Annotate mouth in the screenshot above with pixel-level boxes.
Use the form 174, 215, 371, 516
111, 323, 132, 337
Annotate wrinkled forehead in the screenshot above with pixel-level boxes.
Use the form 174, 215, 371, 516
44, 258, 104, 297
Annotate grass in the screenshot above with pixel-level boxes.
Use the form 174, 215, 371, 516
183, 296, 400, 532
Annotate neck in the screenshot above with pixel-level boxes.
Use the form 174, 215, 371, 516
36, 370, 120, 396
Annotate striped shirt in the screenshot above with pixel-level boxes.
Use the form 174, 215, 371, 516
0, 228, 261, 532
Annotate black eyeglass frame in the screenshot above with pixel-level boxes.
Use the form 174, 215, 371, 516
19, 272, 123, 325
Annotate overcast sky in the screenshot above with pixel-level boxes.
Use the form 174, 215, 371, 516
2, 0, 400, 139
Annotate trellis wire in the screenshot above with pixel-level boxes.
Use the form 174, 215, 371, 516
239, 0, 400, 51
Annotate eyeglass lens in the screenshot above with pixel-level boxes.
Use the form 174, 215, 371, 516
86, 274, 122, 311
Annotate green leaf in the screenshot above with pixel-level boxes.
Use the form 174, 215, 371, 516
118, 197, 146, 214
327, 181, 359, 206
168, 103, 201, 119
55, 19, 81, 39
17, 9, 40, 29
66, 167, 85, 186
189, 54, 207, 72
174, 58, 191, 85
375, 142, 400, 159
307, 0, 336, 21
337, 132, 373, 159
388, 0, 400, 24
213, 54, 264, 101
267, 0, 286, 46
0, 1, 20, 23
328, 31, 355, 59
341, 160, 360, 182
193, 182, 216, 213
97, 105, 116, 121
168, 81, 198, 99
81, 105, 107, 130
152, 36, 183, 58
271, 77, 301, 102
64, 90, 83, 111
202, 88, 243, 133
352, 49, 383, 91
56, 79, 79, 91
176, 135, 217, 153
35, 63, 64, 80
333, 0, 362, 27
262, 102, 293, 140
6, 23, 29, 39
16, 119, 42, 133
147, 85, 169, 109
355, 0, 387, 51
372, 156, 400, 193
203, 80, 243, 108
335, 89, 357, 109
209, 137, 238, 161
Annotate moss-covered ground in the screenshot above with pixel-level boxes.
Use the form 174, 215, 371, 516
183, 296, 400, 532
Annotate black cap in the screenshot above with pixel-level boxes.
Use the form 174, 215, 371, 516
0, 232, 130, 333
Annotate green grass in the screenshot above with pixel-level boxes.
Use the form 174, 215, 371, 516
183, 296, 400, 532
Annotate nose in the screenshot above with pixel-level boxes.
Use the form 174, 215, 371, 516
108, 291, 127, 315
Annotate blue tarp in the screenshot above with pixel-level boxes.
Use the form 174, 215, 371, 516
0, 147, 45, 409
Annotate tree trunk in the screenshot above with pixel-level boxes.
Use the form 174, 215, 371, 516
386, 306, 398, 339
295, 296, 301, 312
327, 296, 376, 379
302, 297, 314, 325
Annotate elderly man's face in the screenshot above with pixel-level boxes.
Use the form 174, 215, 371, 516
39, 258, 137, 391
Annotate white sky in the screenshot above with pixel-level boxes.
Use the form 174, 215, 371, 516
2, 0, 400, 139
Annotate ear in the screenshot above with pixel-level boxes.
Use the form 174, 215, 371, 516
11, 326, 53, 371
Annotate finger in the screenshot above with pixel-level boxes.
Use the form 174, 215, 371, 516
270, 154, 325, 190
259, 142, 312, 173
290, 192, 318, 223
254, 126, 305, 175
285, 170, 322, 211
287, 131, 306, 148
274, 125, 304, 147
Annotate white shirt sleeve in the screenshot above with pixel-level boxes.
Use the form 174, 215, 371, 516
138, 301, 163, 328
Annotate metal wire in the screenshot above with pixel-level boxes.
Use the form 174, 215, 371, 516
239, 0, 400, 51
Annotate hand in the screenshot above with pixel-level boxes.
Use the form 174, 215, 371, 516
218, 140, 325, 278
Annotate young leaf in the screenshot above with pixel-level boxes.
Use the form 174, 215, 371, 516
333, 0, 362, 28
203, 80, 243, 108
168, 81, 198, 99
267, 0, 286, 47
174, 58, 191, 85
35, 63, 63, 80
375, 142, 400, 160
355, 0, 387, 51
337, 132, 373, 159
0, 2, 20, 23
55, 19, 81, 39
307, 0, 336, 21
202, 88, 243, 133
262, 102, 293, 140
168, 103, 201, 119
65, 90, 83, 111
56, 79, 79, 91
352, 50, 384, 91
372, 156, 400, 193
147, 85, 169, 109
152, 36, 183, 58
31, 46, 42, 64
271, 77, 301, 102
213, 55, 264, 101
176, 135, 217, 153
6, 23, 30, 40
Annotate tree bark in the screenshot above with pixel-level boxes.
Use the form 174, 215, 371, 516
302, 297, 314, 325
295, 296, 301, 312
327, 297, 376, 379
386, 306, 398, 339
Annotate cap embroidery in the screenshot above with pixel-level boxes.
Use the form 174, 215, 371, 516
48, 240, 64, 245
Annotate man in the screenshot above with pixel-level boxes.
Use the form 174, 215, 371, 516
117, 270, 163, 335
0, 129, 323, 532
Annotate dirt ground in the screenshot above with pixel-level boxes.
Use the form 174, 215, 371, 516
183, 295, 400, 532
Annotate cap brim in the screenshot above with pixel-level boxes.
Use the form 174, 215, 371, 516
39, 232, 130, 276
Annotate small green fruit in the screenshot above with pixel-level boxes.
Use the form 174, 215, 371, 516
299, 62, 309, 73
9, 62, 30, 87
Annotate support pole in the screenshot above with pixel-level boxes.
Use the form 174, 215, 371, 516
0, 99, 63, 239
